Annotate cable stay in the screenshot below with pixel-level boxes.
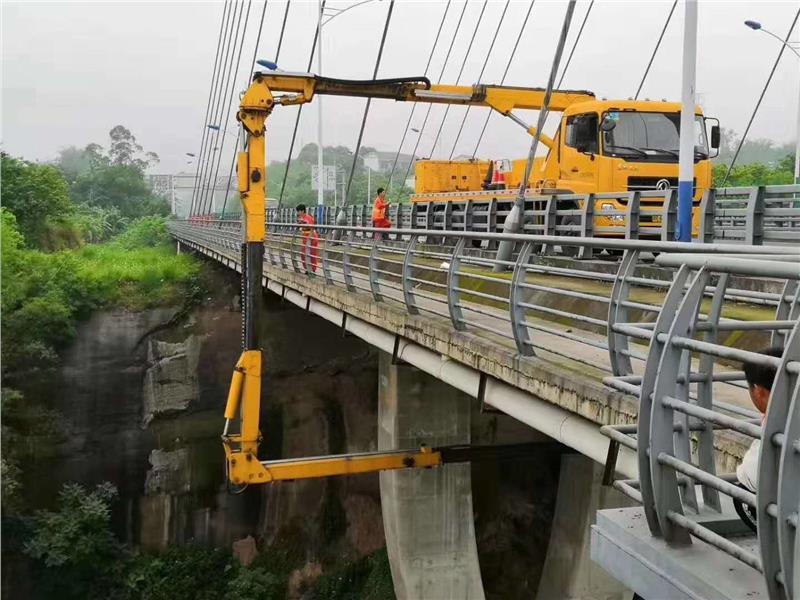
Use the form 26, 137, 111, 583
201, 0, 253, 217
556, 0, 593, 89
342, 0, 396, 206
428, 0, 489, 159
471, 0, 535, 159
196, 0, 245, 215
399, 0, 470, 186
386, 0, 452, 192
448, 0, 511, 160
277, 0, 325, 209
635, 0, 677, 100
190, 0, 233, 216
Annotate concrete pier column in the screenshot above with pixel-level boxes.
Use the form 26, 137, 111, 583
378, 351, 485, 600
535, 454, 632, 600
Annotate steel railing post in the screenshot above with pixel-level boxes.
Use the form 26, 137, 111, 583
579, 194, 595, 259
662, 189, 678, 242
446, 238, 467, 331
342, 234, 355, 292
607, 250, 640, 376
510, 242, 536, 356
369, 238, 383, 302
401, 236, 420, 315
745, 185, 765, 245
625, 191, 641, 240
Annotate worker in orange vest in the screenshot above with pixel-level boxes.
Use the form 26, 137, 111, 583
296, 204, 319, 273
372, 187, 391, 240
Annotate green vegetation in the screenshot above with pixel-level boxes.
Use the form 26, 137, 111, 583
713, 153, 796, 187
19, 483, 391, 600
267, 143, 415, 208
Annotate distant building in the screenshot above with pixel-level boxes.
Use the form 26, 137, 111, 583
362, 150, 416, 175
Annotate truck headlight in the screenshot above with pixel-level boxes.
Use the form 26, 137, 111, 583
601, 203, 615, 211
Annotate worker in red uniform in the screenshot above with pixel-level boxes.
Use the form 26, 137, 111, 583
296, 204, 319, 273
372, 187, 391, 240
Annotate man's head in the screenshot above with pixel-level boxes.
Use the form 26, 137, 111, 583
296, 204, 307, 215
743, 346, 783, 414
377, 187, 385, 199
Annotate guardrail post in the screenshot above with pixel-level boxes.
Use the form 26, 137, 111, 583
464, 199, 474, 232
487, 199, 498, 249
368, 239, 383, 302
342, 235, 355, 292
636, 264, 692, 538
446, 238, 467, 331
745, 185, 765, 245
542, 195, 558, 255
290, 230, 302, 273
773, 279, 800, 347
579, 194, 595, 259
757, 324, 799, 600
650, 267, 709, 545
321, 235, 334, 285
402, 236, 419, 315
509, 242, 535, 356
443, 201, 453, 231
410, 202, 419, 231
695, 272, 727, 513
661, 189, 678, 242
625, 191, 641, 240
607, 250, 640, 376
696, 189, 715, 243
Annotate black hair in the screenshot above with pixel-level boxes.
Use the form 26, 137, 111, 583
743, 346, 784, 391
296, 204, 306, 212
376, 187, 385, 195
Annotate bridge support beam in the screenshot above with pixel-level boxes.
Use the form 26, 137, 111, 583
377, 351, 485, 600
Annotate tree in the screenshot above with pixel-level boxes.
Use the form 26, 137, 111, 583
1, 155, 76, 247
108, 125, 159, 170
24, 483, 122, 599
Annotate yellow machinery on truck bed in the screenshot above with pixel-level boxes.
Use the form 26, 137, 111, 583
224, 71, 717, 487
412, 97, 720, 236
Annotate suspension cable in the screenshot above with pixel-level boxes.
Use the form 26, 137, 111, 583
721, 7, 800, 186
399, 0, 470, 186
196, 0, 243, 215
448, 0, 511, 160
386, 0, 452, 192
277, 0, 325, 208
556, 0, 593, 88
202, 0, 253, 216
471, 0, 535, 159
218, 0, 276, 221
634, 0, 677, 100
428, 0, 489, 158
342, 0, 396, 205
190, 0, 232, 216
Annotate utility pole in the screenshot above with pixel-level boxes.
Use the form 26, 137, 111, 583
317, 0, 325, 206
677, 0, 698, 242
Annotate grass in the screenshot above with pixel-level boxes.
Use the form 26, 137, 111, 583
75, 243, 200, 311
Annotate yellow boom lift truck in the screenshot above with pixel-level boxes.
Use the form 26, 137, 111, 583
414, 95, 720, 238
224, 71, 718, 487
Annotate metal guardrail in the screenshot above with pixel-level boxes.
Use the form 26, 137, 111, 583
218, 184, 800, 248
601, 255, 800, 600
171, 220, 799, 598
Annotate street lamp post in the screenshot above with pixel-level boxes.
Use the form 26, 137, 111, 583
676, 0, 698, 242
745, 20, 800, 184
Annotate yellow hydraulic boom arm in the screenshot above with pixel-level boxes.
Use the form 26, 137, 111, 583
222, 72, 592, 486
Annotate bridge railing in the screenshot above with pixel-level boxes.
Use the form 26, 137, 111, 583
600, 254, 800, 600
170, 219, 797, 375
260, 184, 799, 247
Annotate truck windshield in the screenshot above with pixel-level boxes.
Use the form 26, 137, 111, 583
602, 112, 709, 161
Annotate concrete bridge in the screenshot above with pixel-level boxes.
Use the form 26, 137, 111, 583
170, 219, 799, 600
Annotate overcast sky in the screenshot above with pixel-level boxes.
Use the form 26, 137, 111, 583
2, 0, 799, 174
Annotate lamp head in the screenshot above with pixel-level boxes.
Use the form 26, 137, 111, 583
256, 59, 279, 71
744, 20, 762, 30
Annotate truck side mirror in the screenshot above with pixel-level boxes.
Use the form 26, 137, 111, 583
710, 125, 720, 149
600, 117, 616, 133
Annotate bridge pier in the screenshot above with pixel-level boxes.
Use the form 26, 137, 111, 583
536, 454, 633, 600
377, 351, 485, 600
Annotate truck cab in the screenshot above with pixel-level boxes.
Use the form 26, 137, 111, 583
411, 98, 720, 237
